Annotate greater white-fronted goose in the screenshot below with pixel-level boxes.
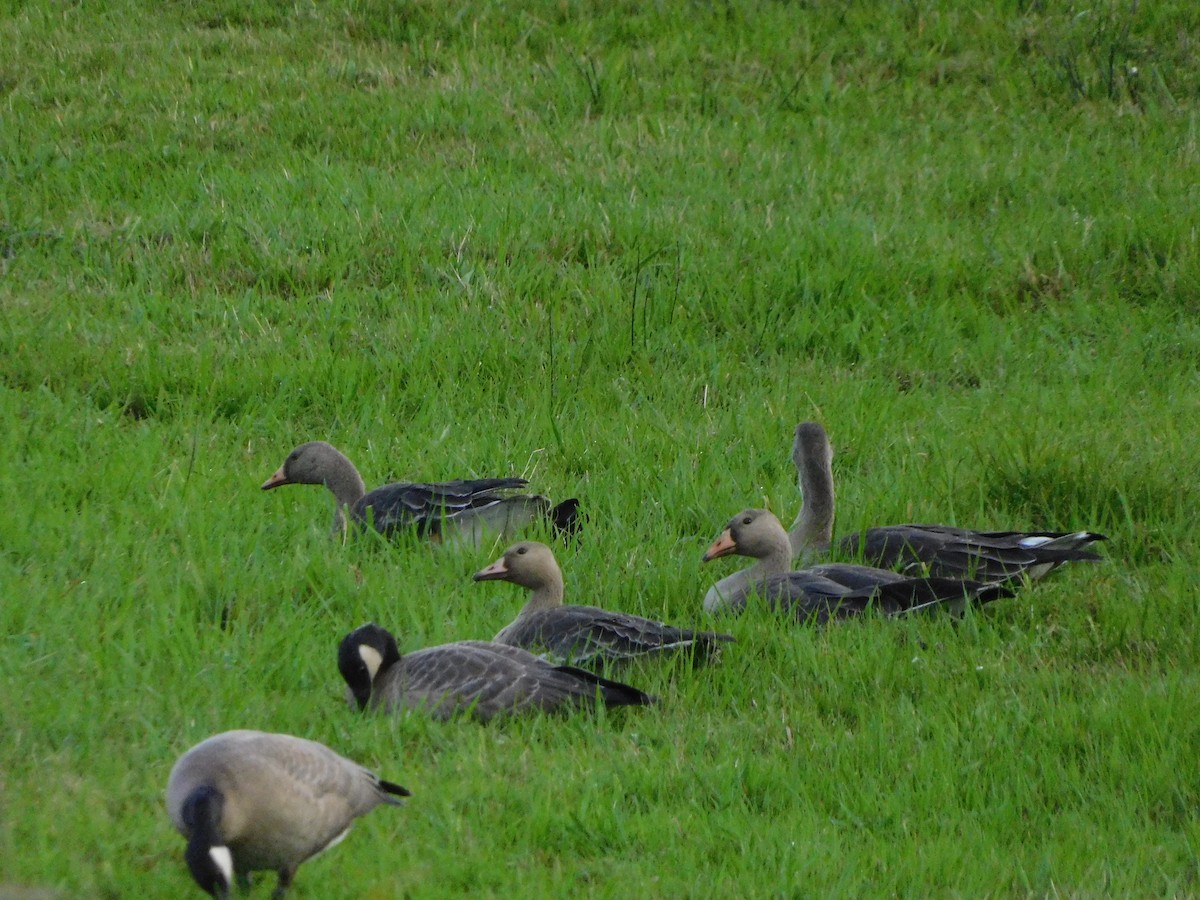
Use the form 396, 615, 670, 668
337, 623, 654, 722
702, 509, 1013, 622
473, 541, 734, 667
261, 441, 580, 543
166, 730, 408, 898
789, 421, 1107, 580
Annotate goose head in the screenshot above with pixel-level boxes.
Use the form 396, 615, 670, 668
473, 541, 564, 610
703, 508, 793, 567
701, 508, 793, 614
179, 785, 233, 897
261, 441, 348, 490
338, 623, 401, 710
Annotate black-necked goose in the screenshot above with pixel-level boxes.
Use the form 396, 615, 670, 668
338, 623, 654, 722
262, 441, 580, 543
166, 730, 408, 898
473, 541, 734, 667
789, 422, 1107, 580
702, 508, 1013, 622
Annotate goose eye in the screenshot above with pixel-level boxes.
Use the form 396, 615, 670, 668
516, 547, 527, 555
742, 517, 752, 525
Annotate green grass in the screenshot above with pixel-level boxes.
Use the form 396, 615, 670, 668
2, 0, 1199, 895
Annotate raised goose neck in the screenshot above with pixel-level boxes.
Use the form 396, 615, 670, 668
789, 422, 835, 558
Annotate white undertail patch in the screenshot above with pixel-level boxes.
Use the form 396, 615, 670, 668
358, 644, 384, 680
209, 845, 234, 886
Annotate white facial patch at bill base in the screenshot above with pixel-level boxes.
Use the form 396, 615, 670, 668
358, 644, 384, 680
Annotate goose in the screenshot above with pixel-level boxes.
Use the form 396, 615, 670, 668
473, 541, 734, 667
789, 421, 1107, 580
338, 623, 655, 722
166, 730, 408, 898
702, 508, 1013, 622
261, 441, 580, 543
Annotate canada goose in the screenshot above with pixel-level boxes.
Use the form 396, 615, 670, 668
702, 508, 1013, 621
166, 730, 408, 898
261, 441, 580, 543
473, 541, 734, 667
789, 422, 1107, 580
338, 623, 655, 722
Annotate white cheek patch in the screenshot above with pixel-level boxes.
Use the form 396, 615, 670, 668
358, 644, 384, 680
209, 845, 234, 885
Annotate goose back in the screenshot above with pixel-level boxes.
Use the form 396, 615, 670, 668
838, 524, 1106, 580
753, 570, 1015, 623
494, 605, 734, 668
351, 477, 543, 540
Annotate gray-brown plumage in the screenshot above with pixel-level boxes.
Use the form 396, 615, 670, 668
789, 421, 1106, 580
338, 623, 654, 722
166, 730, 408, 898
473, 541, 734, 668
703, 508, 1013, 622
261, 441, 580, 543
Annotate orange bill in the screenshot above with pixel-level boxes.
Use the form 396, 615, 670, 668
261, 467, 289, 490
472, 557, 509, 581
702, 529, 737, 562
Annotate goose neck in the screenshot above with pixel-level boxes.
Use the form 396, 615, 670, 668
790, 455, 835, 556
323, 453, 368, 508
517, 578, 565, 614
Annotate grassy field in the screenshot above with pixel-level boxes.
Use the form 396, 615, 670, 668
2, 0, 1199, 895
